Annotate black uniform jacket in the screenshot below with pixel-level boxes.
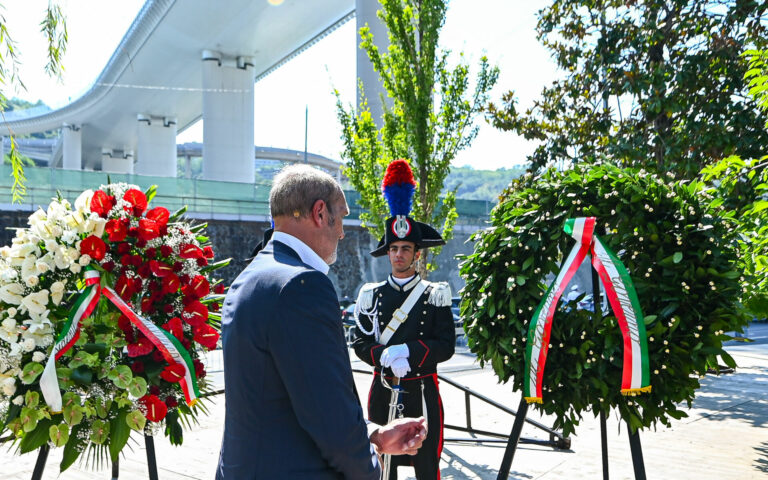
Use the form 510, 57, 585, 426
217, 241, 379, 480
352, 275, 455, 379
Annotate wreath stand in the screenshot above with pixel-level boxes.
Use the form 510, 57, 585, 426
496, 268, 648, 480
30, 432, 160, 480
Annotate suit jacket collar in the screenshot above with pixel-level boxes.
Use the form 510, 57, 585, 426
268, 231, 330, 275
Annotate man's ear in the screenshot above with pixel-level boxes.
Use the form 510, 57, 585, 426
311, 199, 326, 227
414, 249, 421, 260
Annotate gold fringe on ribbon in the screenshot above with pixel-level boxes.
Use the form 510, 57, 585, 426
620, 385, 652, 396
524, 396, 543, 404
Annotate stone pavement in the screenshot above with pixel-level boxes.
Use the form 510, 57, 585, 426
1, 324, 766, 479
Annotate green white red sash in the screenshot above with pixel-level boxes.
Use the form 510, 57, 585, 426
40, 268, 200, 412
524, 217, 651, 404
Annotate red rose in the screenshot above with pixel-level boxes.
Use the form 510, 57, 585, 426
117, 242, 131, 255
203, 246, 214, 259
152, 349, 165, 362
131, 254, 143, 267
193, 323, 219, 350
179, 244, 203, 259
173, 262, 184, 273
137, 263, 152, 278
196, 257, 208, 267
211, 302, 220, 312
117, 314, 132, 333
162, 273, 181, 295
90, 190, 114, 218
160, 363, 186, 383
105, 219, 128, 242
145, 207, 170, 226
193, 358, 206, 378
182, 301, 208, 326
115, 274, 135, 300
140, 394, 167, 422
145, 247, 157, 258
127, 336, 153, 357
123, 189, 148, 216
132, 277, 143, 292
149, 385, 161, 396
80, 235, 107, 261
179, 274, 190, 284
159, 225, 168, 236
214, 283, 226, 294
162, 317, 184, 340
163, 304, 174, 315
136, 238, 147, 249
149, 260, 174, 278
160, 245, 173, 257
138, 218, 161, 241
190, 275, 210, 298
130, 361, 145, 374
181, 338, 191, 350
165, 396, 178, 408
128, 227, 139, 238
120, 254, 132, 267
102, 261, 116, 272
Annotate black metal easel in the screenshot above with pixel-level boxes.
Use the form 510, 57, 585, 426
29, 432, 160, 480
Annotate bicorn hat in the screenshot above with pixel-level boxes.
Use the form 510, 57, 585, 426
370, 159, 445, 257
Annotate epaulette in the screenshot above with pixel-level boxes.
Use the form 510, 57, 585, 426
425, 281, 452, 307
356, 281, 386, 310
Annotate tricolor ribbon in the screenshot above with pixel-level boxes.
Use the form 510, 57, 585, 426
524, 217, 651, 404
40, 267, 200, 412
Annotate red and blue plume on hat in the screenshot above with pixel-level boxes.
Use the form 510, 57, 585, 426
382, 159, 416, 217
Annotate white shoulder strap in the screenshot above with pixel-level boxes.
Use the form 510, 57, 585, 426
379, 280, 428, 345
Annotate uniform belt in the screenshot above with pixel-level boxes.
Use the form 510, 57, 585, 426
374, 369, 437, 381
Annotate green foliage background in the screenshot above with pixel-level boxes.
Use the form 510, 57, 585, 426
458, 162, 749, 436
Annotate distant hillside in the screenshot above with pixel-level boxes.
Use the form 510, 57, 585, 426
444, 165, 526, 201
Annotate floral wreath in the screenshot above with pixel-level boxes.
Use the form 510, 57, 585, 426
0, 183, 228, 471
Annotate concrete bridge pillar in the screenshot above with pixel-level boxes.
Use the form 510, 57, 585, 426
101, 149, 134, 174
135, 115, 178, 177
356, 0, 390, 125
201, 50, 255, 183
61, 124, 82, 170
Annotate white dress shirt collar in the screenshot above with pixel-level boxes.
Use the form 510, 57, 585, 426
270, 231, 330, 275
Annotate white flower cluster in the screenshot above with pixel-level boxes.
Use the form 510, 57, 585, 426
0, 189, 104, 399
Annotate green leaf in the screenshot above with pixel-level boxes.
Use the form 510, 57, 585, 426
673, 252, 683, 264
20, 362, 44, 384
60, 423, 88, 472
720, 350, 737, 369
49, 424, 70, 447
19, 417, 53, 453
522, 256, 534, 271
109, 408, 131, 462
71, 366, 94, 386
144, 184, 158, 204
126, 410, 146, 432
516, 275, 527, 286
643, 315, 657, 326
200, 258, 232, 274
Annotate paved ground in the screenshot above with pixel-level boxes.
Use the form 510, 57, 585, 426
1, 324, 766, 479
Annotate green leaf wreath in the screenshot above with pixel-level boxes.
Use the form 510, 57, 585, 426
458, 162, 749, 436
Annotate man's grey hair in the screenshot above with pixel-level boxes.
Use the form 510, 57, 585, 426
270, 165, 342, 219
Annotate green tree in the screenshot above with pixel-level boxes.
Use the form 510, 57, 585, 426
487, 0, 768, 178
1, 2, 68, 202
336, 0, 499, 275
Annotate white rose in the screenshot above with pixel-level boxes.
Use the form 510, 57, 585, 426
66, 247, 80, 263
75, 189, 94, 212
54, 249, 71, 270
1, 377, 16, 396
31, 351, 46, 363
50, 281, 65, 305
78, 254, 91, 266
6, 307, 17, 318
24, 275, 39, 288
61, 229, 78, 245
69, 263, 82, 274
21, 290, 49, 315
0, 246, 11, 258
11, 395, 23, 406
0, 283, 24, 305
0, 267, 18, 282
21, 338, 35, 352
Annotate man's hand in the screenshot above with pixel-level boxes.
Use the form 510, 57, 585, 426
370, 417, 427, 456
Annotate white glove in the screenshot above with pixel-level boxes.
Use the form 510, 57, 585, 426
380, 344, 410, 368
390, 357, 411, 378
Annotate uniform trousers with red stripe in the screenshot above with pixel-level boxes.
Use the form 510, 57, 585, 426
368, 373, 444, 480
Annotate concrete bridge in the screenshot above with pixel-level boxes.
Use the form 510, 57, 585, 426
0, 0, 389, 182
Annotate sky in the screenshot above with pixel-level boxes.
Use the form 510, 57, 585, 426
3, 0, 559, 171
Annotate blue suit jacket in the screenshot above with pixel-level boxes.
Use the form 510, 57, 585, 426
216, 241, 380, 479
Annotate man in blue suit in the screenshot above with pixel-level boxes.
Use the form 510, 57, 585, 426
217, 165, 426, 479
